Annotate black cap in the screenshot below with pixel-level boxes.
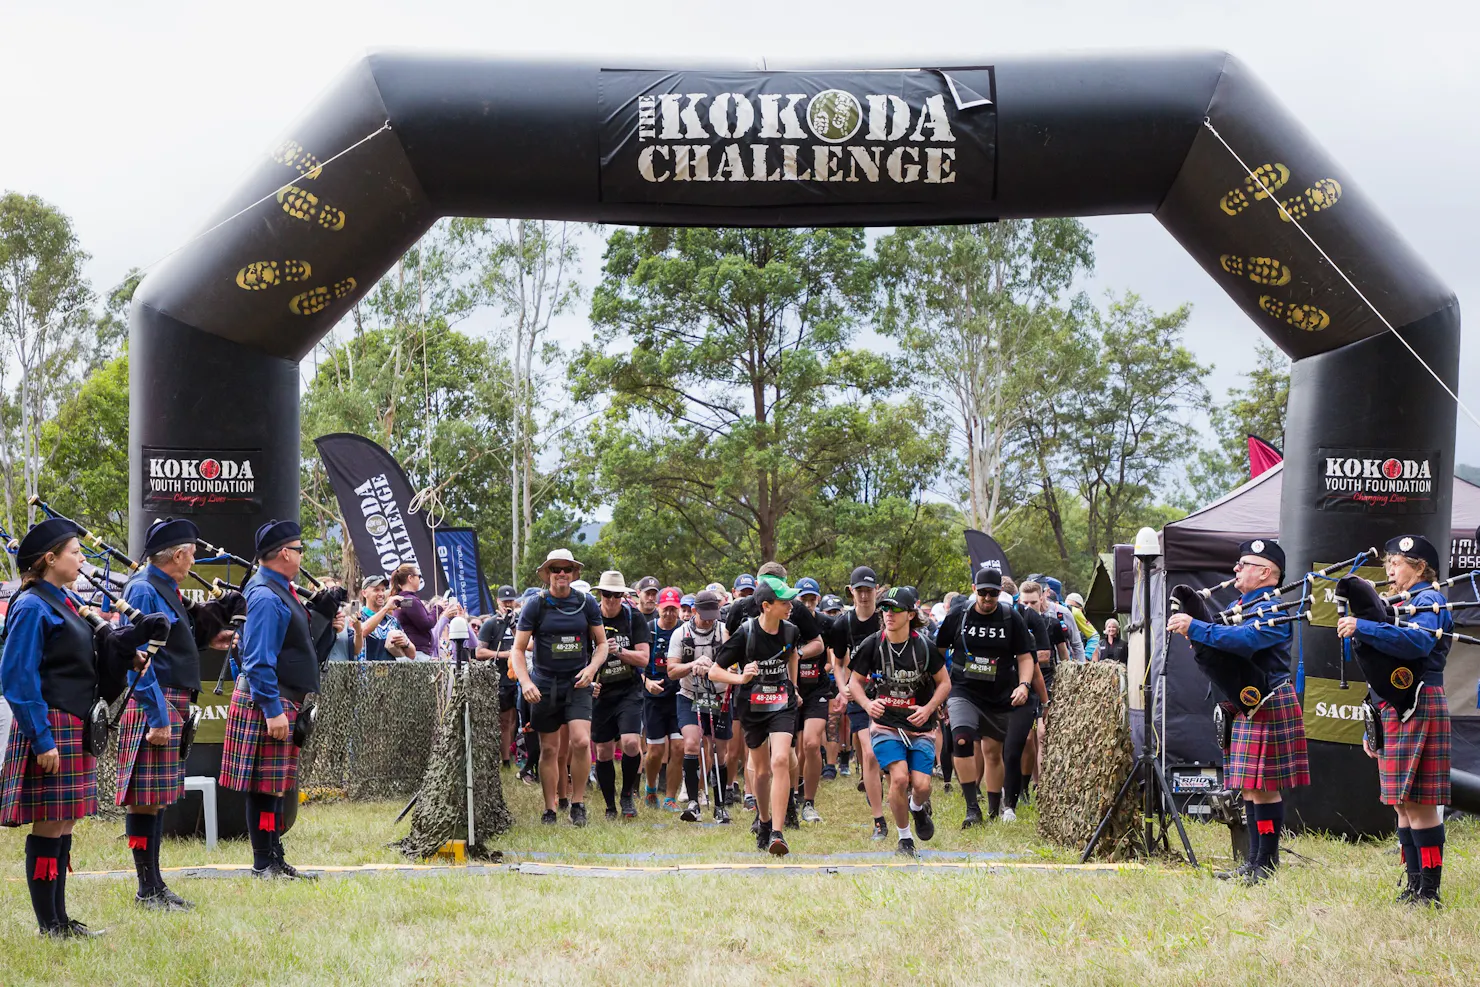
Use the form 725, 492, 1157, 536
849, 566, 877, 589
693, 589, 723, 619
497, 584, 517, 601
1237, 538, 1285, 578
1385, 534, 1440, 571
16, 518, 81, 571
634, 576, 660, 593
878, 585, 919, 612
820, 594, 844, 613
254, 519, 302, 559
144, 516, 200, 557
973, 565, 1003, 590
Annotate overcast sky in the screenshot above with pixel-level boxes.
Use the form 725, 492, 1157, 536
4, 1, 1478, 465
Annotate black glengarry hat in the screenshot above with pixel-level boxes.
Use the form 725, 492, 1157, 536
254, 519, 302, 559
1238, 538, 1285, 578
144, 516, 200, 557
17, 517, 81, 571
1385, 534, 1440, 572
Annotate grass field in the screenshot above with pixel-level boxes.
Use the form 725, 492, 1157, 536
1, 770, 1477, 986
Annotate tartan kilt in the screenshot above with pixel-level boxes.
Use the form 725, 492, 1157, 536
115, 687, 191, 807
1379, 685, 1451, 806
1224, 681, 1310, 792
0, 710, 98, 826
218, 684, 301, 795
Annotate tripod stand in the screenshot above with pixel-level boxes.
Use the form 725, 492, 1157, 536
1082, 541, 1198, 865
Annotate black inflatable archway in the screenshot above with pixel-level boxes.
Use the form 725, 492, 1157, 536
130, 51, 1459, 838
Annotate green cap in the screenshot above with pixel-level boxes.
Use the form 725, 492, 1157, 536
755, 573, 799, 603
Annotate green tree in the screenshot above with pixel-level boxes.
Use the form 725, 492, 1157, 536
875, 220, 1095, 536
36, 353, 130, 552
576, 227, 882, 564
1185, 342, 1290, 507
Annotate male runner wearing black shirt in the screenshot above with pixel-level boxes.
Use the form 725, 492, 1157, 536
591, 571, 651, 820
476, 585, 522, 767
999, 577, 1050, 821
790, 577, 836, 823
847, 586, 951, 857
827, 565, 888, 839
711, 578, 801, 855
936, 567, 1036, 825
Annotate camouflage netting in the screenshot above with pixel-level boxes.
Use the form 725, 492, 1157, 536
1037, 661, 1139, 858
299, 662, 468, 800
392, 662, 513, 859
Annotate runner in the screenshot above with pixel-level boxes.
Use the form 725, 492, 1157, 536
590, 571, 651, 820
846, 586, 951, 858
642, 587, 684, 811
633, 576, 660, 624
790, 576, 834, 823
1001, 576, 1051, 821
1019, 580, 1069, 798
818, 592, 849, 777
827, 566, 889, 839
935, 566, 1036, 826
476, 585, 521, 767
669, 589, 732, 823
711, 577, 801, 855
680, 594, 696, 623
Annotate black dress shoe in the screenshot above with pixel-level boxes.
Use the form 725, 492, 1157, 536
136, 891, 190, 912
63, 919, 107, 938
158, 886, 195, 910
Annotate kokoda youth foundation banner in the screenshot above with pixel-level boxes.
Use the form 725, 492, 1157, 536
313, 433, 436, 600
598, 68, 997, 208
435, 526, 495, 616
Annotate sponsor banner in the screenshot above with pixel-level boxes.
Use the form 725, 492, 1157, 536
142, 447, 261, 514
435, 527, 495, 616
313, 433, 437, 600
1315, 447, 1440, 514
1301, 675, 1368, 745
190, 687, 232, 746
1308, 564, 1387, 628
964, 528, 1013, 581
598, 68, 997, 207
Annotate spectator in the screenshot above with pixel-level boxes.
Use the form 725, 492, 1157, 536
355, 575, 397, 661
389, 565, 440, 656
1098, 618, 1128, 663
1065, 593, 1099, 659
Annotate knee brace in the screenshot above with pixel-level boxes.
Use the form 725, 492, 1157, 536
952, 726, 979, 759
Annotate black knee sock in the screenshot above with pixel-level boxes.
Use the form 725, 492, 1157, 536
941, 754, 954, 785
1414, 823, 1445, 898
596, 759, 617, 809
719, 766, 731, 794
961, 780, 980, 809
1252, 802, 1282, 869
987, 790, 1002, 819
621, 753, 641, 798
55, 834, 73, 924
272, 795, 288, 861
246, 793, 275, 870
657, 762, 668, 791
126, 812, 155, 896
25, 835, 61, 932
152, 813, 169, 893
1398, 826, 1419, 891
683, 755, 701, 805
523, 730, 540, 772
1242, 800, 1258, 865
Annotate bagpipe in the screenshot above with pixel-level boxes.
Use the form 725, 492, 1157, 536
1208, 549, 1379, 626
1169, 585, 1278, 740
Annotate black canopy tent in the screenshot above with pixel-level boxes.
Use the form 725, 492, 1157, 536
1145, 463, 1480, 835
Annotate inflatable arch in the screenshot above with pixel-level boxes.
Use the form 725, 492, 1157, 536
130, 51, 1459, 837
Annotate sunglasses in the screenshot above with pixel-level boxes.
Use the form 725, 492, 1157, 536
547, 565, 575, 575
600, 591, 624, 600
977, 588, 1001, 597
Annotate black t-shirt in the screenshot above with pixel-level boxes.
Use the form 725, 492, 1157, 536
1100, 637, 1128, 664
715, 618, 798, 713
825, 609, 882, 703
1039, 609, 1066, 687
598, 604, 652, 693
848, 632, 945, 731
647, 619, 680, 697
477, 612, 517, 682
517, 590, 604, 675
938, 602, 1033, 709
725, 594, 824, 645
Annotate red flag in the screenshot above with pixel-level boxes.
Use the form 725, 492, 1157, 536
1247, 435, 1283, 479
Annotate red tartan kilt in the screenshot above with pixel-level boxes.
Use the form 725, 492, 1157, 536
218, 685, 300, 795
1379, 685, 1451, 806
115, 687, 190, 806
1224, 681, 1310, 792
0, 709, 98, 826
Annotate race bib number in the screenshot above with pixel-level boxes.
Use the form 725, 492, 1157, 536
881, 689, 914, 709
751, 685, 787, 705
964, 657, 999, 682
551, 635, 583, 657
693, 692, 721, 712
799, 661, 821, 681
601, 659, 634, 682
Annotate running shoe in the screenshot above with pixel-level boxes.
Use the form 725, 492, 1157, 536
570, 803, 588, 827
713, 804, 731, 825
663, 797, 679, 813
911, 801, 935, 842
681, 801, 701, 822
800, 801, 823, 824
1001, 807, 1017, 823
728, 782, 742, 804
645, 790, 659, 809
821, 764, 837, 781
558, 798, 570, 811
871, 818, 889, 841
541, 809, 558, 825
962, 804, 984, 829
743, 792, 757, 811
605, 806, 619, 821
784, 797, 800, 830
896, 837, 918, 859
620, 794, 638, 819
767, 832, 790, 857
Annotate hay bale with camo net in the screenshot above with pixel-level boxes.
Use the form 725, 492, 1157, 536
394, 661, 513, 859
1036, 661, 1138, 858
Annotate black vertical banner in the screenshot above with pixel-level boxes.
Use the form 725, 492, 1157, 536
964, 528, 1013, 582
313, 433, 437, 600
